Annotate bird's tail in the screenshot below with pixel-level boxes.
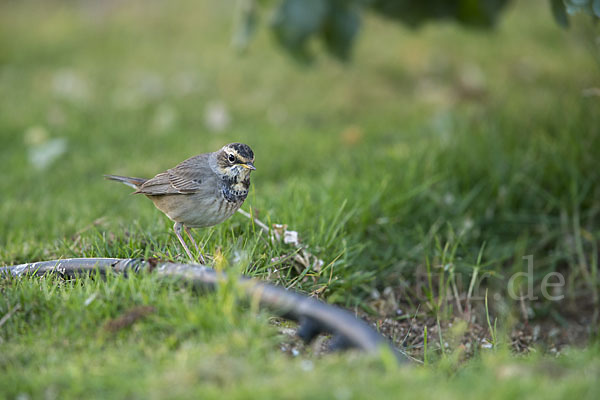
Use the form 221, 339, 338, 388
104, 174, 147, 190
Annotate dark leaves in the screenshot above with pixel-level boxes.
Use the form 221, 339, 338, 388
270, 0, 361, 62
252, 0, 596, 61
271, 0, 331, 61
268, 0, 511, 62
551, 0, 570, 28
369, 0, 510, 28
323, 1, 361, 61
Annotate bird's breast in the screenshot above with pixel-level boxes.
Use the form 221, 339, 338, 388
220, 177, 250, 204
221, 186, 248, 204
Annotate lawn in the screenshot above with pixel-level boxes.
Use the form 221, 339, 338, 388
1, 0, 599, 398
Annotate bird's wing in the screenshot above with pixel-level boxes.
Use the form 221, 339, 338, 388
136, 154, 215, 195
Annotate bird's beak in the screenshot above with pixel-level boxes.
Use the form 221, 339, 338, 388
241, 162, 256, 170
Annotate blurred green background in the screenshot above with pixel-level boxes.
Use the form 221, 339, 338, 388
1, 0, 598, 302
1, 0, 600, 398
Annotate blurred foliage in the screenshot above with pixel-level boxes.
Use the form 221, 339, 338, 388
234, 0, 600, 61
564, 0, 600, 17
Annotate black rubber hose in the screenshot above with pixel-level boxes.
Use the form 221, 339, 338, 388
0, 258, 410, 364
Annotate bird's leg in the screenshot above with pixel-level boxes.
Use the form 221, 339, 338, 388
173, 222, 195, 261
184, 226, 206, 264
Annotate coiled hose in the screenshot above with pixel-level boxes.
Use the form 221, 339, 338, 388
0, 258, 410, 364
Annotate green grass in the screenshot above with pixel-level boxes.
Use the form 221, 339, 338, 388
1, 0, 599, 398
2, 273, 599, 399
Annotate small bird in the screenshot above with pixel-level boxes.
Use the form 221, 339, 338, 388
105, 143, 255, 263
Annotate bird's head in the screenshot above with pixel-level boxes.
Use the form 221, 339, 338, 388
215, 143, 255, 181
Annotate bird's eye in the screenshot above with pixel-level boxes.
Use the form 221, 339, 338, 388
228, 154, 235, 163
